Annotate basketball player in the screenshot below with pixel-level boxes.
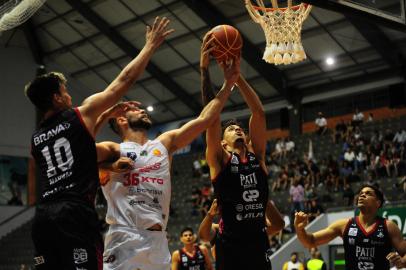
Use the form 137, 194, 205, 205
26, 17, 173, 270
171, 227, 213, 270
95, 39, 240, 270
198, 199, 284, 261
200, 32, 284, 270
295, 184, 406, 270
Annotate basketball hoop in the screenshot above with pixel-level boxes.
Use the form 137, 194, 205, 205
245, 0, 312, 65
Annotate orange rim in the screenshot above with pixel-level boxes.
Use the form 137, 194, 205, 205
252, 3, 309, 12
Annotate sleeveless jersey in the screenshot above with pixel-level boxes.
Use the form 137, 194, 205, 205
284, 261, 304, 270
213, 152, 268, 240
178, 245, 206, 270
343, 216, 392, 270
31, 108, 99, 206
102, 140, 171, 230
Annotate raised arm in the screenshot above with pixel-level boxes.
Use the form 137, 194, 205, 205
199, 34, 224, 178
235, 75, 267, 162
94, 101, 140, 134
198, 199, 218, 242
294, 212, 347, 248
78, 17, 174, 137
159, 58, 240, 155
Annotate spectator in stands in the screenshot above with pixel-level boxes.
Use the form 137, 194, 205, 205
272, 165, 290, 191
371, 129, 384, 144
342, 183, 355, 206
307, 159, 320, 187
283, 252, 305, 270
190, 186, 202, 216
171, 227, 213, 270
285, 137, 295, 155
333, 119, 347, 144
289, 178, 305, 231
192, 157, 202, 177
200, 193, 213, 219
367, 112, 374, 122
353, 126, 363, 141
306, 248, 327, 270
355, 150, 367, 173
325, 156, 340, 191
344, 147, 356, 169
352, 108, 364, 127
304, 183, 317, 210
273, 138, 286, 160
393, 128, 406, 146
315, 112, 327, 135
384, 129, 395, 144
308, 199, 324, 223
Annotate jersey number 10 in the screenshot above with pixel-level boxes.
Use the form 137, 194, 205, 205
41, 137, 74, 178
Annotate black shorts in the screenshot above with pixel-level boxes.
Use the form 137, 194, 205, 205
215, 232, 272, 270
32, 202, 103, 270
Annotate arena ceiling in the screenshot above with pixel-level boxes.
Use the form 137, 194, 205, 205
2, 0, 406, 124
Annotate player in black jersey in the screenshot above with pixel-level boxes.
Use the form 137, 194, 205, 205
25, 17, 173, 270
171, 227, 213, 270
295, 184, 406, 270
200, 33, 285, 270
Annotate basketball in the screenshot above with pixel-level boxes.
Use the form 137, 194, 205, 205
210, 25, 243, 62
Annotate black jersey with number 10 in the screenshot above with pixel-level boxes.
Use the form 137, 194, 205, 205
31, 108, 99, 206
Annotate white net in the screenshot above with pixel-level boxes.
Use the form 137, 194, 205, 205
0, 0, 46, 32
245, 0, 312, 65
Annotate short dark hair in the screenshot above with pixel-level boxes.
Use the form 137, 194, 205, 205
108, 118, 120, 135
358, 184, 384, 208
24, 72, 67, 112
222, 119, 244, 135
180, 227, 194, 236
291, 252, 298, 256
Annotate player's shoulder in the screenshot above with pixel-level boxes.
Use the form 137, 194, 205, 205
385, 218, 400, 233
330, 218, 352, 232
172, 249, 180, 257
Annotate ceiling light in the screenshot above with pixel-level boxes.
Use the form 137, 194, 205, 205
147, 106, 154, 112
326, 57, 335, 65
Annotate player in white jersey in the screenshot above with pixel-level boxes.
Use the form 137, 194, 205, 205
96, 37, 240, 270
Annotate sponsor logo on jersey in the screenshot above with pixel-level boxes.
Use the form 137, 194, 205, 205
355, 246, 375, 258
231, 166, 238, 173
73, 248, 88, 264
240, 172, 257, 188
236, 204, 244, 212
357, 262, 374, 270
182, 256, 188, 262
34, 256, 45, 265
127, 152, 137, 161
137, 162, 161, 173
236, 212, 264, 221
249, 155, 255, 161
242, 189, 259, 202
153, 149, 162, 157
363, 239, 369, 243
33, 122, 70, 146
140, 150, 148, 156
231, 155, 239, 165
128, 187, 163, 196
348, 227, 358, 236
349, 238, 355, 245
377, 231, 384, 238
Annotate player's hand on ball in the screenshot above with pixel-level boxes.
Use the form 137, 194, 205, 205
222, 57, 240, 85
200, 33, 215, 69
112, 157, 135, 173
294, 211, 309, 230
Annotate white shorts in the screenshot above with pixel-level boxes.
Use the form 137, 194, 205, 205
103, 224, 171, 270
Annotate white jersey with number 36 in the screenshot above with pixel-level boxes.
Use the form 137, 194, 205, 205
102, 140, 171, 230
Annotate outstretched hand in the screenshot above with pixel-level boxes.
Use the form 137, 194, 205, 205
107, 101, 141, 119
200, 32, 215, 69
146, 16, 175, 50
